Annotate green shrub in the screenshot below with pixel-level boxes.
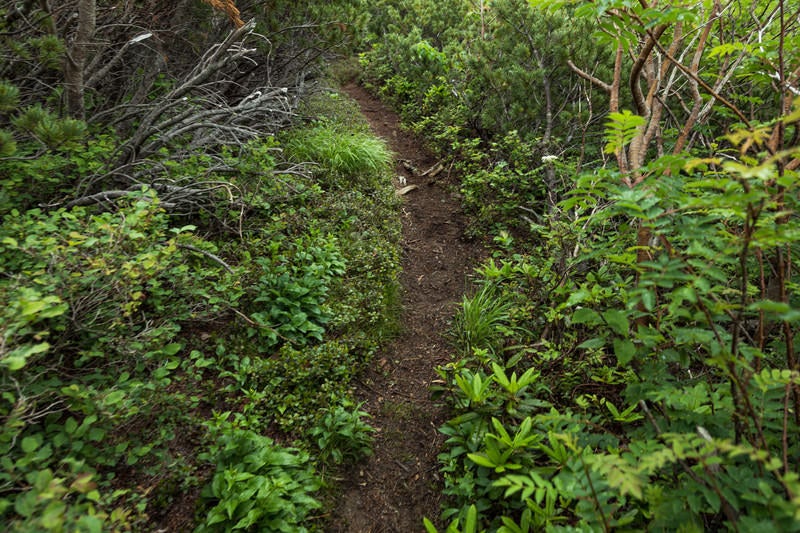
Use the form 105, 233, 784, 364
311, 400, 375, 465
458, 131, 550, 233
451, 284, 513, 359
0, 3, 406, 529
222, 340, 362, 433
0, 194, 237, 529
248, 233, 346, 350
196, 421, 321, 532
431, 134, 800, 530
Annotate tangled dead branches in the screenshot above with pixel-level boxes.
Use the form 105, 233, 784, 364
2, 1, 329, 221
67, 20, 305, 218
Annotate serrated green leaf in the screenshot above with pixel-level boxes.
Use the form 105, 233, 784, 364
613, 338, 636, 366
603, 309, 630, 335
572, 307, 602, 325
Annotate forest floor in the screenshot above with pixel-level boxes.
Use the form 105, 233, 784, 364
327, 83, 483, 531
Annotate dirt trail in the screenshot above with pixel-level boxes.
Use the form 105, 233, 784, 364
327, 83, 482, 532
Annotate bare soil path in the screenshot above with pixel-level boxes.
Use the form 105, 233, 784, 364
327, 83, 483, 532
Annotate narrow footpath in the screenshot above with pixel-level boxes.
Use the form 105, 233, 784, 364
328, 83, 482, 532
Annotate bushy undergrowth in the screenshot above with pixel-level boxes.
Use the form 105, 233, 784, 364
0, 94, 398, 531
355, 1, 800, 531
196, 419, 321, 533
357, 0, 612, 234
311, 400, 375, 466
0, 1, 397, 530
0, 197, 224, 530
432, 141, 800, 530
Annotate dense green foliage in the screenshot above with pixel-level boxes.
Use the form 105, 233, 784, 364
358, 0, 615, 233
0, 1, 395, 530
430, 145, 800, 531
353, 0, 800, 530
196, 419, 321, 532
3, 0, 799, 530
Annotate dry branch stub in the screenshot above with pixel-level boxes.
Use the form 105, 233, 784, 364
200, 0, 245, 28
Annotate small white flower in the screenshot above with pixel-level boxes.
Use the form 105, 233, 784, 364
541, 155, 558, 163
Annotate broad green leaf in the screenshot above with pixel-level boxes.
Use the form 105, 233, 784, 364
464, 504, 478, 533
492, 363, 510, 388
70, 473, 96, 493
578, 337, 605, 349
566, 288, 591, 307
14, 493, 36, 518
104, 390, 126, 406
467, 453, 497, 468
613, 338, 636, 366
162, 343, 182, 355
21, 436, 40, 453
641, 290, 656, 311
572, 307, 602, 325
603, 309, 630, 335
77, 515, 104, 533
65, 417, 78, 435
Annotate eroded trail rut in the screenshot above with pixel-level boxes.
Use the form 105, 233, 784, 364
328, 83, 481, 532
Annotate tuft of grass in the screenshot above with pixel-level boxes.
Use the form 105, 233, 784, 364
450, 283, 512, 357
298, 89, 371, 134
284, 123, 393, 184
328, 57, 362, 84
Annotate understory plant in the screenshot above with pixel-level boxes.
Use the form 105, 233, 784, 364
0, 194, 235, 530
311, 400, 376, 465
450, 284, 514, 359
0, 1, 402, 530
0, 79, 400, 533
361, 0, 800, 529
196, 418, 321, 533
431, 108, 800, 532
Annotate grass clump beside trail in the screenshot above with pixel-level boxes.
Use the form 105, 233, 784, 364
284, 122, 394, 184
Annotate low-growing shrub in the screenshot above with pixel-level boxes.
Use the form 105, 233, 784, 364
196, 420, 321, 533
311, 400, 375, 465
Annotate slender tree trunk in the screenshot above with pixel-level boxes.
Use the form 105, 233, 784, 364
64, 0, 96, 119
541, 63, 553, 145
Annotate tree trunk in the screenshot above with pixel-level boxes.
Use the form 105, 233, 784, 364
64, 0, 96, 119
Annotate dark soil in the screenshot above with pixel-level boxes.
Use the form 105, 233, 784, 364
327, 83, 483, 532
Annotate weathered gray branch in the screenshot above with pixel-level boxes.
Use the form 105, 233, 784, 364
64, 189, 135, 208
177, 244, 234, 274
86, 31, 153, 88
121, 19, 259, 160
